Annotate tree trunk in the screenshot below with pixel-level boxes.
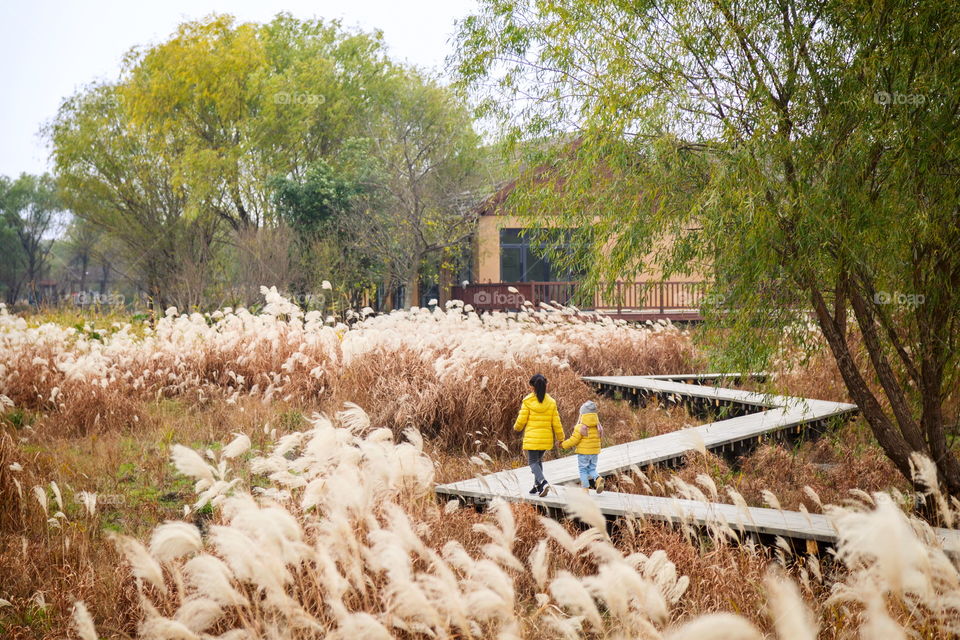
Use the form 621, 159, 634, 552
809, 288, 917, 484
403, 252, 423, 309
439, 263, 452, 306
99, 261, 109, 294
78, 252, 89, 293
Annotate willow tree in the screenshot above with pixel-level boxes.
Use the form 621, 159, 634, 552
49, 86, 218, 310
455, 1, 960, 495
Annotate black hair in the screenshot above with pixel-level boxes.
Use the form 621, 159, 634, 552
529, 373, 547, 403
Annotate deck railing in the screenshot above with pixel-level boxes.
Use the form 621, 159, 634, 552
452, 281, 707, 313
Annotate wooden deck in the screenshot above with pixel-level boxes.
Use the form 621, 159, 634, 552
436, 375, 960, 552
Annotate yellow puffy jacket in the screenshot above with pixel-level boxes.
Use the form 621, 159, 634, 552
513, 393, 564, 451
561, 412, 602, 454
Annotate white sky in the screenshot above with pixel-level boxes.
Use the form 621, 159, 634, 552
0, 0, 478, 178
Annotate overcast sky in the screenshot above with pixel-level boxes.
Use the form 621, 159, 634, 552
0, 0, 478, 178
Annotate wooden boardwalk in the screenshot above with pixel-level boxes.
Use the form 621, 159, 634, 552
436, 375, 960, 552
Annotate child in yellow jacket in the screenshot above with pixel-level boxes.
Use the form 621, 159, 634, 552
561, 400, 605, 492
514, 373, 564, 497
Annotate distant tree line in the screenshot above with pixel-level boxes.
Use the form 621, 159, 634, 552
45, 13, 493, 312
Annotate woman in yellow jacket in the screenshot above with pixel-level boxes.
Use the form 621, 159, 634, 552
561, 400, 605, 492
513, 373, 564, 497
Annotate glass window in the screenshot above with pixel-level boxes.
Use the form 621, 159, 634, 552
500, 247, 523, 282
499, 227, 579, 282
525, 252, 551, 281
500, 228, 524, 244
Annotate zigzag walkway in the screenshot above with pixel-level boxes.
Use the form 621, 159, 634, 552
436, 375, 960, 552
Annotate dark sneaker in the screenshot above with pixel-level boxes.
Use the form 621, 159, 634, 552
529, 484, 539, 495
539, 482, 550, 497
588, 478, 597, 490
595, 476, 605, 494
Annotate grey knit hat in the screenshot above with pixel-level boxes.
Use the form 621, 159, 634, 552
579, 400, 598, 414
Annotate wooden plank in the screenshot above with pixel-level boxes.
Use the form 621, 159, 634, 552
436, 482, 960, 549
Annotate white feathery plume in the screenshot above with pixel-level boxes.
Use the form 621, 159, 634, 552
859, 589, 907, 640
529, 540, 551, 590
208, 525, 284, 594
563, 489, 608, 538
77, 491, 97, 517
336, 402, 370, 433
402, 426, 424, 451
332, 612, 392, 640
139, 616, 201, 640
149, 521, 202, 564
538, 516, 578, 554
49, 481, 63, 511
72, 601, 99, 640
33, 485, 47, 516
826, 493, 939, 599
695, 473, 719, 501
173, 597, 224, 633
764, 569, 818, 640
210, 630, 253, 640
182, 554, 248, 606
761, 489, 782, 511
679, 429, 707, 456
909, 452, 940, 496
171, 445, 216, 484
443, 499, 461, 515
802, 485, 822, 509
666, 613, 763, 639
221, 433, 251, 459
112, 533, 167, 594
549, 570, 603, 630
472, 499, 515, 549
301, 477, 327, 512
543, 611, 584, 640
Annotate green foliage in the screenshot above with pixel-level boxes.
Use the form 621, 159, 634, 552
50, 13, 485, 311
271, 159, 358, 240
0, 173, 63, 303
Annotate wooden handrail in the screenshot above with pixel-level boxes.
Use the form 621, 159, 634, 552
452, 281, 708, 312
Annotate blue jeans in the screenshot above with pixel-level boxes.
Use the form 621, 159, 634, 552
527, 449, 547, 486
578, 454, 598, 488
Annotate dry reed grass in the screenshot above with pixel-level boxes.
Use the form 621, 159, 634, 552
2, 293, 958, 639
0, 290, 699, 447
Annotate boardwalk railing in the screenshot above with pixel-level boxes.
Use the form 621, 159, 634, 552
452, 281, 707, 313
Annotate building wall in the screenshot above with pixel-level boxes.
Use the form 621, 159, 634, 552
475, 214, 704, 284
